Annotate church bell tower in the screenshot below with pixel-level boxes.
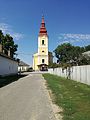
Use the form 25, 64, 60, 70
33, 16, 48, 71
38, 16, 48, 70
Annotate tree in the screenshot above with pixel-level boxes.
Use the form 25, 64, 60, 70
48, 62, 59, 68
80, 55, 90, 65
85, 45, 90, 51
0, 30, 4, 43
0, 30, 18, 58
54, 43, 89, 66
3, 34, 18, 57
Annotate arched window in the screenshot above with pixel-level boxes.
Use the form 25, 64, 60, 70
42, 40, 44, 45
42, 59, 45, 63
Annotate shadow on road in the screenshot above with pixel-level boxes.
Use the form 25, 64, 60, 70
0, 74, 27, 88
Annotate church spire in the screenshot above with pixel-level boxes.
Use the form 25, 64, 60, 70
42, 15, 45, 24
39, 16, 47, 36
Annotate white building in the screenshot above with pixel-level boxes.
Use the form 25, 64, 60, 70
18, 61, 30, 72
83, 51, 90, 57
0, 53, 18, 76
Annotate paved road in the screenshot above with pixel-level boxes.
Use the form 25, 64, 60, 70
0, 73, 56, 120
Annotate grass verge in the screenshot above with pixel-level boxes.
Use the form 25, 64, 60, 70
43, 73, 90, 120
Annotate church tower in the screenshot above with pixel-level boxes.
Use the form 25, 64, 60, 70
33, 16, 48, 71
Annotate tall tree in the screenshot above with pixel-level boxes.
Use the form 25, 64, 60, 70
54, 43, 88, 66
0, 30, 4, 43
85, 45, 90, 51
0, 30, 18, 58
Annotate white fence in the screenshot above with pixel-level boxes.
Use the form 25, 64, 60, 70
48, 65, 90, 85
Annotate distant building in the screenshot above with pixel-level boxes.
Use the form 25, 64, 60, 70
83, 51, 90, 57
18, 61, 30, 72
0, 44, 18, 76
33, 16, 48, 71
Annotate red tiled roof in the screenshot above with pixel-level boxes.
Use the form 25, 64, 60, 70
39, 16, 48, 36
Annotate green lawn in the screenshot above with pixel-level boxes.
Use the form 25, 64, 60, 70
43, 73, 90, 120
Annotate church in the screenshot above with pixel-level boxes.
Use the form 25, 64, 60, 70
33, 16, 53, 71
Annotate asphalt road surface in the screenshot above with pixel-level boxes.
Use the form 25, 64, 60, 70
0, 73, 56, 120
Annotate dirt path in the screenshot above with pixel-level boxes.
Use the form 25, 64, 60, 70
0, 73, 56, 120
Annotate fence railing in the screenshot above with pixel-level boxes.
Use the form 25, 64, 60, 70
48, 65, 90, 85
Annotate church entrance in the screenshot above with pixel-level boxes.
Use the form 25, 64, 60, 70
38, 64, 48, 71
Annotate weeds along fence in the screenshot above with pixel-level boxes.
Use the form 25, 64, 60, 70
48, 65, 90, 85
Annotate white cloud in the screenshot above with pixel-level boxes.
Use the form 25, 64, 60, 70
0, 23, 11, 34
0, 23, 23, 40
12, 33, 24, 40
58, 33, 90, 44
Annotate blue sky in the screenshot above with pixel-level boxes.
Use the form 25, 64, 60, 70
0, 0, 90, 65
